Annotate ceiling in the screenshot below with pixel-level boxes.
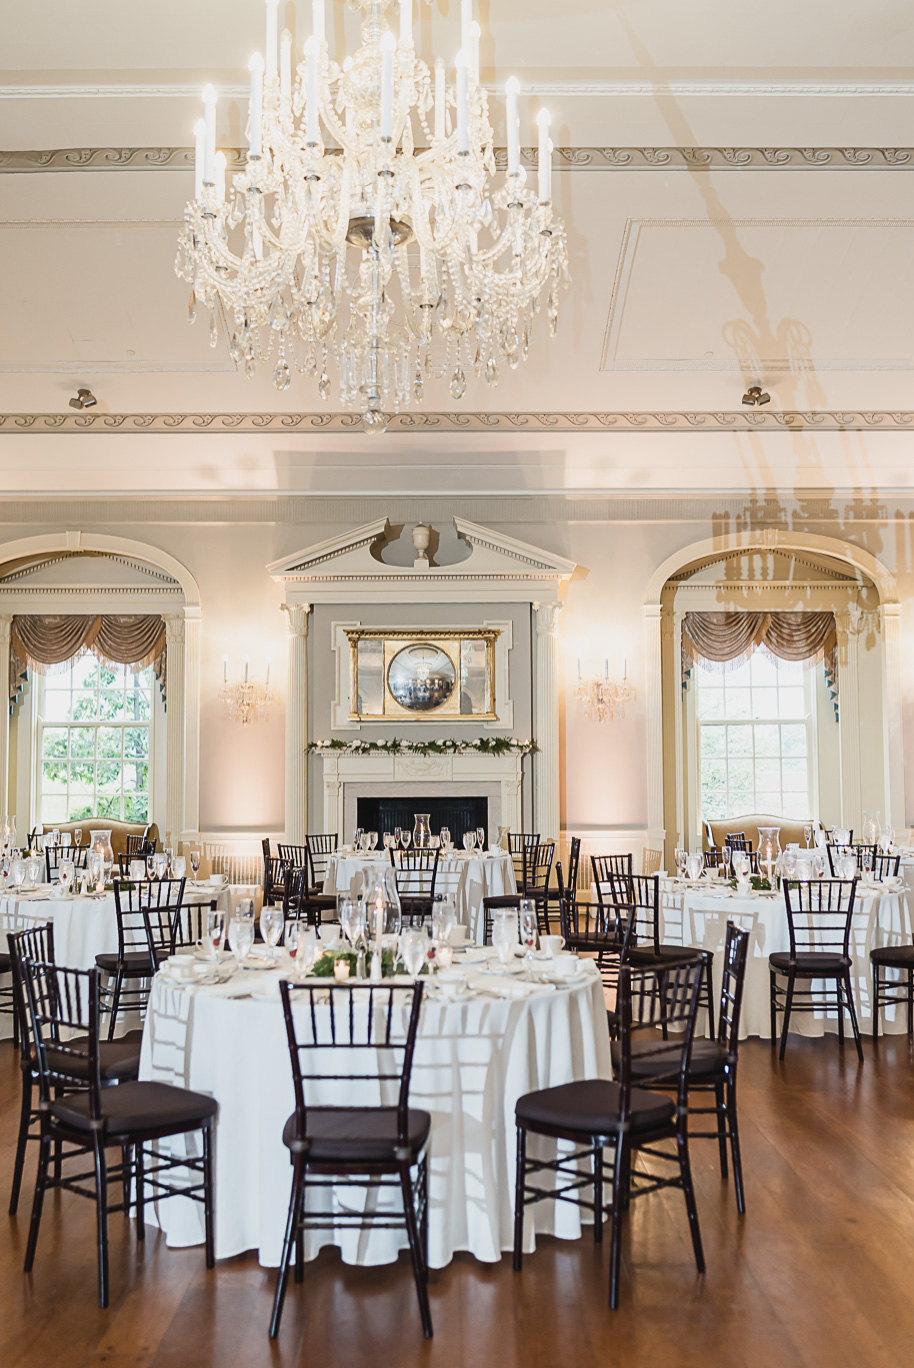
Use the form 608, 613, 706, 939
2, 0, 914, 496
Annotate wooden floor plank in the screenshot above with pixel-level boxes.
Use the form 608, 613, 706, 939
2, 1033, 914, 1368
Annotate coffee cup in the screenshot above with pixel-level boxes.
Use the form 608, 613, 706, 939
436, 968, 468, 998
549, 953, 580, 979
541, 933, 565, 957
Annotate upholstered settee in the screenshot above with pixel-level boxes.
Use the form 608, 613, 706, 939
33, 819, 159, 859
703, 815, 820, 853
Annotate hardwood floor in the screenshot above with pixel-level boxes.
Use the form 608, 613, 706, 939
3, 1033, 914, 1368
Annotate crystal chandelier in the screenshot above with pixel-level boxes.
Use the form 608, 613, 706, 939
175, 0, 569, 431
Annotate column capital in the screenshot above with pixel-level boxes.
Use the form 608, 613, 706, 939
163, 612, 186, 645
282, 602, 312, 638
533, 601, 563, 637
0, 615, 12, 644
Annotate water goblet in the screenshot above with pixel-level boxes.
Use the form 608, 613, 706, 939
154, 852, 168, 880
439, 828, 451, 849
492, 916, 516, 967
26, 854, 42, 888
401, 830, 412, 851
462, 831, 476, 852
227, 915, 254, 967
190, 848, 201, 878
476, 827, 486, 852
352, 827, 364, 852
813, 852, 827, 880
369, 831, 378, 851
173, 855, 186, 880
73, 828, 82, 849
11, 855, 25, 892
146, 854, 157, 882
260, 905, 284, 961
803, 824, 812, 849
87, 851, 102, 886
383, 832, 393, 850
400, 928, 426, 977
520, 899, 538, 965
393, 827, 402, 850
674, 847, 688, 881
339, 897, 360, 947
721, 846, 732, 880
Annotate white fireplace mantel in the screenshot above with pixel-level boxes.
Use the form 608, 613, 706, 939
268, 517, 576, 842
321, 751, 525, 841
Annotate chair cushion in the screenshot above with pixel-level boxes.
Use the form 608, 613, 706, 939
95, 951, 161, 975
43, 1035, 143, 1084
769, 951, 851, 975
282, 1106, 431, 1163
628, 944, 707, 967
483, 895, 521, 910
52, 1080, 217, 1135
870, 944, 914, 967
610, 1037, 729, 1080
515, 1079, 676, 1137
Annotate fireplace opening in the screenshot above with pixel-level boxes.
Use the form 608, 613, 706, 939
356, 796, 489, 839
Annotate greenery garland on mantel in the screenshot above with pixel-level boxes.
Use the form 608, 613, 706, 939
305, 737, 537, 757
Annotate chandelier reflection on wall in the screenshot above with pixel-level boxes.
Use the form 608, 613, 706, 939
575, 658, 634, 724
175, 0, 569, 432
221, 657, 276, 725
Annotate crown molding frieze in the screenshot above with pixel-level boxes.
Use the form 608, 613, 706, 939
0, 495, 906, 526
4, 410, 914, 435
3, 146, 913, 174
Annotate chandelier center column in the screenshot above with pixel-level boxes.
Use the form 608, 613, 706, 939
283, 602, 312, 845
533, 601, 562, 840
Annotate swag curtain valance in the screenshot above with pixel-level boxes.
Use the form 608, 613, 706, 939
681, 610, 839, 713
9, 614, 167, 708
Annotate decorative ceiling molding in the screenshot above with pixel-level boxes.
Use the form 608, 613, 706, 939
4, 80, 914, 99
4, 411, 914, 435
3, 146, 913, 174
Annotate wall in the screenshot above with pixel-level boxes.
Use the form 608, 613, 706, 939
0, 495, 907, 847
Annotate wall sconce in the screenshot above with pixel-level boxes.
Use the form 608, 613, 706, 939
574, 657, 635, 723
220, 656, 275, 725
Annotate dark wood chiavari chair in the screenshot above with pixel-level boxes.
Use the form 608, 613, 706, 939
125, 834, 156, 860
45, 845, 90, 881
96, 877, 186, 1040
827, 842, 876, 875
7, 922, 143, 1217
19, 958, 215, 1308
615, 921, 750, 1214
269, 980, 432, 1340
390, 847, 440, 924
869, 853, 911, 1041
301, 834, 339, 926
769, 878, 862, 1060
513, 958, 706, 1309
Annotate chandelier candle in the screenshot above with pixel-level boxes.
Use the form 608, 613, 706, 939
176, 0, 569, 429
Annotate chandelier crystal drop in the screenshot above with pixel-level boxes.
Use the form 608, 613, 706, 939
175, 0, 569, 431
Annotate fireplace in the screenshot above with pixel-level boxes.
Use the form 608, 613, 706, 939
357, 796, 488, 839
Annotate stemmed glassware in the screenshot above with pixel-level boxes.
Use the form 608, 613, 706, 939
393, 827, 402, 850
287, 922, 318, 978
173, 855, 187, 879
401, 829, 412, 851
259, 905, 284, 961
204, 908, 225, 961
146, 854, 157, 882
492, 911, 517, 967
476, 827, 486, 852
73, 827, 82, 851
86, 851, 102, 887
463, 831, 477, 852
520, 899, 538, 971
227, 913, 254, 967
352, 827, 364, 851
154, 852, 168, 880
58, 858, 75, 897
369, 831, 378, 851
674, 846, 688, 882
803, 824, 812, 849
813, 851, 827, 879
190, 849, 201, 878
400, 928, 426, 977
720, 845, 731, 881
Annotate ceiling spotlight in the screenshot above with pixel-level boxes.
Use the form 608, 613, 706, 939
741, 384, 770, 407
69, 387, 98, 410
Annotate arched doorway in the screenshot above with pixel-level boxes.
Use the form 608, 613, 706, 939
0, 531, 201, 846
644, 530, 902, 863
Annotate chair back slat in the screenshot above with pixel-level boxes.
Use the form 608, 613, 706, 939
279, 981, 424, 1150
8, 922, 55, 1064
782, 879, 857, 957
306, 833, 339, 889
45, 846, 90, 880
113, 876, 186, 961
21, 959, 103, 1116
717, 921, 750, 1051
618, 959, 704, 1115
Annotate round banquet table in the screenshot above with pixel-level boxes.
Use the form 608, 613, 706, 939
138, 956, 610, 1268
324, 849, 516, 944
659, 875, 912, 1038
0, 880, 262, 1039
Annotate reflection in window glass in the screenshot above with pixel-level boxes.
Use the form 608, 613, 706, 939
697, 653, 811, 822
38, 659, 153, 824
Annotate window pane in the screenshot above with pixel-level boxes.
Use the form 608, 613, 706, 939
124, 793, 149, 822
782, 758, 808, 793
96, 793, 122, 819
70, 761, 95, 792
697, 688, 724, 720
70, 692, 98, 722
97, 727, 122, 759
70, 729, 95, 759
40, 794, 68, 822
41, 762, 67, 793
781, 724, 807, 756
750, 654, 779, 686
72, 656, 100, 688
42, 691, 72, 723
778, 687, 805, 719
42, 727, 68, 760
728, 759, 754, 789
754, 724, 780, 757
725, 687, 751, 720
125, 691, 151, 722
97, 760, 122, 790
700, 727, 726, 758
755, 760, 781, 790
727, 726, 753, 758
750, 687, 777, 719
99, 691, 128, 722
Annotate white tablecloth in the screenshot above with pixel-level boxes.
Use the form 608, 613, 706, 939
138, 959, 610, 1268
660, 877, 912, 1038
0, 881, 262, 1038
324, 851, 516, 944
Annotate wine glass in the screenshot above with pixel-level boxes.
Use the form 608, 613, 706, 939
58, 858, 75, 897
383, 832, 393, 850
462, 831, 476, 852
400, 928, 426, 977
674, 846, 688, 881
260, 906, 284, 961
73, 827, 82, 850
227, 915, 254, 966
146, 854, 157, 882
520, 899, 538, 965
190, 848, 201, 878
154, 852, 168, 880
813, 852, 827, 879
339, 897, 360, 947
368, 831, 378, 851
803, 824, 812, 849
11, 855, 25, 892
26, 854, 42, 888
205, 908, 225, 961
352, 826, 364, 852
476, 827, 486, 852
393, 827, 402, 849
720, 845, 731, 880
87, 851, 102, 886
401, 829, 412, 851
782, 848, 798, 881
439, 827, 450, 848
